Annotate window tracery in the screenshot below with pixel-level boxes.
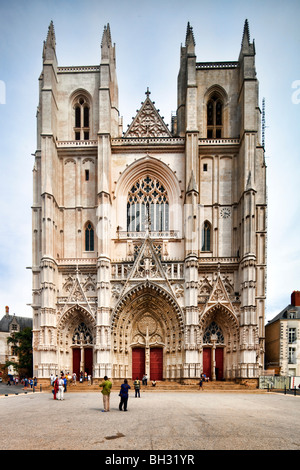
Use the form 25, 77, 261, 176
72, 322, 93, 345
74, 96, 90, 140
207, 93, 223, 138
127, 176, 169, 232
203, 321, 224, 344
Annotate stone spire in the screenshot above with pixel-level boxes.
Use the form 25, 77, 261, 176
239, 19, 255, 57
101, 23, 113, 61
242, 19, 250, 47
46, 20, 56, 48
185, 22, 195, 54
43, 20, 57, 62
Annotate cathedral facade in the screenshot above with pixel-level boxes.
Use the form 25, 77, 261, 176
31, 20, 267, 383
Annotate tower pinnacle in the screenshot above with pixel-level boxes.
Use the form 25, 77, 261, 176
43, 20, 57, 62
185, 22, 196, 52
241, 19, 250, 47
239, 19, 255, 57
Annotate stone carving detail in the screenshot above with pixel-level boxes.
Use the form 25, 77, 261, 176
125, 91, 172, 138
111, 283, 123, 298
72, 322, 93, 345
138, 315, 157, 336
173, 283, 184, 298
203, 321, 224, 344
63, 275, 75, 292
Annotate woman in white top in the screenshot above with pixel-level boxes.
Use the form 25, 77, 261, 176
57, 377, 65, 400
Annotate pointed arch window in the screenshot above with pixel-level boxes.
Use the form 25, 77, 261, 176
207, 93, 223, 139
85, 222, 94, 251
72, 322, 93, 345
203, 321, 224, 344
127, 176, 169, 232
74, 96, 90, 141
202, 221, 211, 252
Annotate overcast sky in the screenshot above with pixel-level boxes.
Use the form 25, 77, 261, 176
0, 0, 299, 322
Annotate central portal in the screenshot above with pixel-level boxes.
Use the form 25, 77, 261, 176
132, 347, 163, 381
112, 282, 184, 380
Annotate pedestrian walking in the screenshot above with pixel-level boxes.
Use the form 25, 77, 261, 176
199, 378, 203, 390
119, 379, 131, 411
133, 377, 141, 397
100, 376, 112, 412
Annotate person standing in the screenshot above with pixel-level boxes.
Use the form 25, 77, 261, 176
63, 375, 67, 392
133, 377, 141, 397
119, 379, 131, 411
199, 377, 203, 390
57, 376, 65, 400
142, 374, 148, 385
53, 376, 59, 400
100, 376, 112, 412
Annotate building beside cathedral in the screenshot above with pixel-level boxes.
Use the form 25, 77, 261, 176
31, 20, 267, 383
0, 306, 32, 377
265, 292, 300, 377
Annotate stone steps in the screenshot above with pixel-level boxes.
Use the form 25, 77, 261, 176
42, 379, 255, 393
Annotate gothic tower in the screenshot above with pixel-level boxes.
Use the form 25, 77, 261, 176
31, 20, 266, 383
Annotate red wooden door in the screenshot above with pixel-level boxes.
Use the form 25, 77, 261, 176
73, 348, 81, 378
132, 348, 145, 380
150, 348, 163, 380
203, 347, 211, 379
215, 347, 223, 380
84, 348, 93, 376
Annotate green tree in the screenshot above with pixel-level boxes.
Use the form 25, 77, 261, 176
4, 327, 33, 377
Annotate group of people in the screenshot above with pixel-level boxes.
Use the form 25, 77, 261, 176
50, 373, 154, 410
99, 376, 152, 412
198, 373, 210, 390
51, 373, 68, 400
6, 376, 38, 388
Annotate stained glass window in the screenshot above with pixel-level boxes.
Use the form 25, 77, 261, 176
127, 176, 169, 232
203, 321, 224, 344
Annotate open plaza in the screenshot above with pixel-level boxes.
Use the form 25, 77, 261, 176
0, 386, 299, 451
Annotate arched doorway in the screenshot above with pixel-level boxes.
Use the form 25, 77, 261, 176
203, 321, 224, 380
112, 282, 184, 380
200, 306, 239, 380
57, 306, 95, 378
72, 321, 94, 378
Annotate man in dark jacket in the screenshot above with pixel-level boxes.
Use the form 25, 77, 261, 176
119, 379, 131, 411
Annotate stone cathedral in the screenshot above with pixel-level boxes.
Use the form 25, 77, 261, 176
31, 20, 267, 384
